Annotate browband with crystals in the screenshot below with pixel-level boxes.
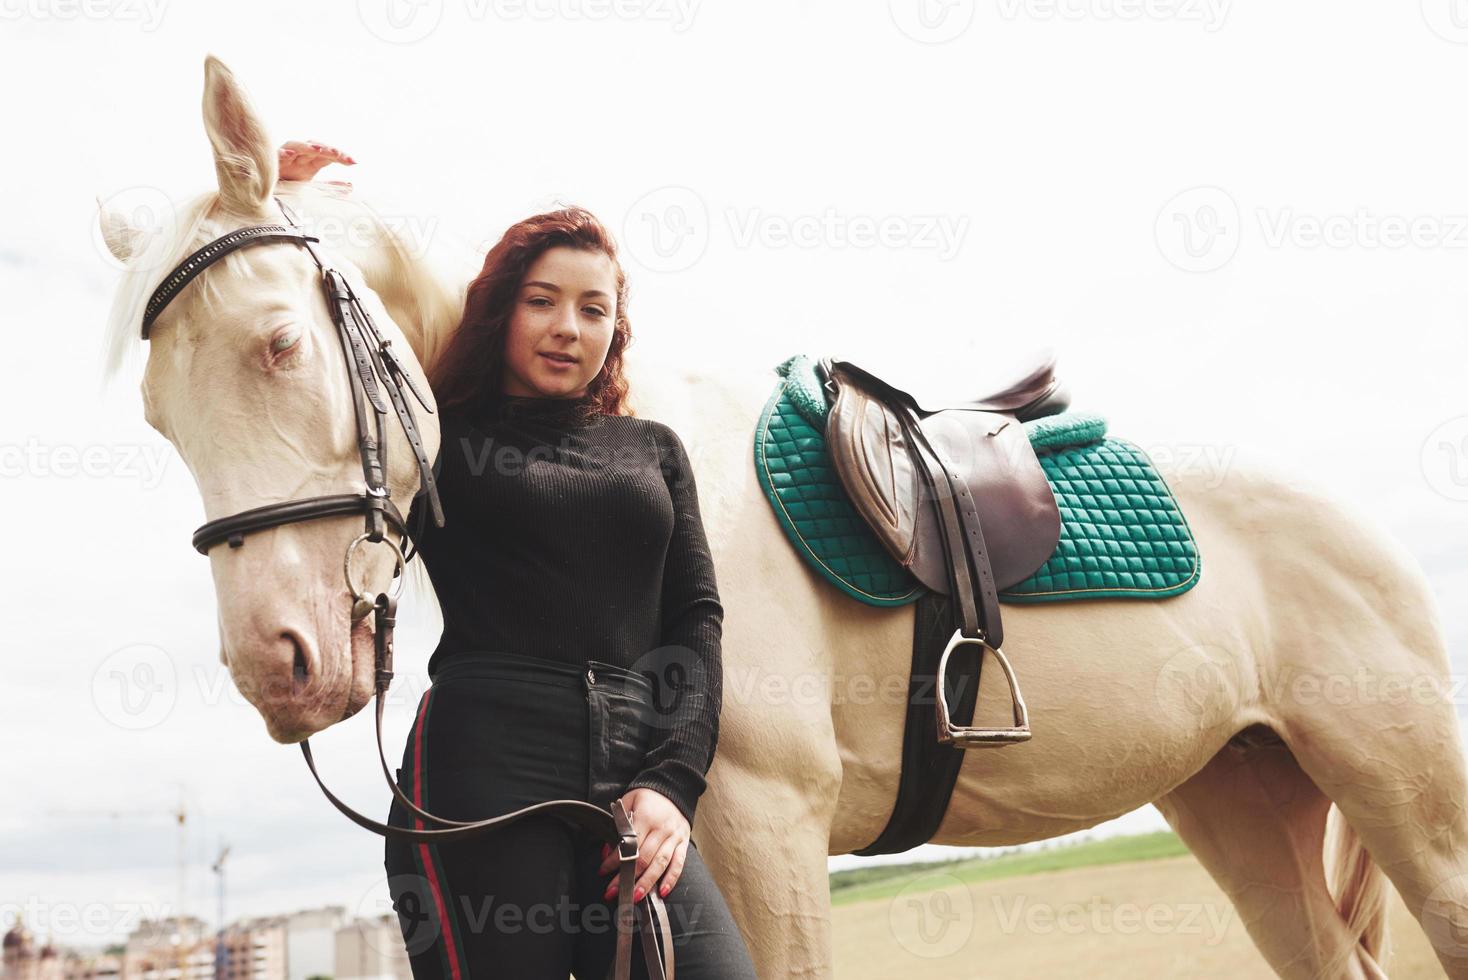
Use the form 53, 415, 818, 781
140, 224, 320, 338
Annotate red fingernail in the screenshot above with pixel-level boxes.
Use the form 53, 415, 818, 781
659, 883, 670, 897
633, 886, 644, 901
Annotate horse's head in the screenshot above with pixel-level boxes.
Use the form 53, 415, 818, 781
99, 56, 444, 743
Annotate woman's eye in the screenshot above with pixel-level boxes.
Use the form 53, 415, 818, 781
527, 296, 552, 307
583, 306, 607, 318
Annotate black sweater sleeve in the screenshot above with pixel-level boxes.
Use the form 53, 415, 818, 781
624, 423, 724, 828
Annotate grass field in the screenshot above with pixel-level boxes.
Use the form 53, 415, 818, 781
828, 832, 1447, 978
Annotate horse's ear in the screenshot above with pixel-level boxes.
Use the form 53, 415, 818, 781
201, 54, 277, 216
96, 196, 146, 262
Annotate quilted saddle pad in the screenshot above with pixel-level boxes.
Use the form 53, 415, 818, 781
755, 355, 1202, 606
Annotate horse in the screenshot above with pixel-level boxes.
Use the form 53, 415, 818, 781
99, 55, 1468, 979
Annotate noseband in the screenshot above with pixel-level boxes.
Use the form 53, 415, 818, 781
140, 198, 673, 980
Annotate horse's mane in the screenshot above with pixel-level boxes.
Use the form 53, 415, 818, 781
101, 189, 224, 383
100, 183, 468, 385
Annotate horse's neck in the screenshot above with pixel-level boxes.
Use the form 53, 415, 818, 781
281, 187, 468, 374
357, 239, 468, 376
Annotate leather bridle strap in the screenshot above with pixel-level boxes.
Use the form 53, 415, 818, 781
192, 492, 409, 555
139, 198, 445, 556
142, 225, 320, 338
281, 199, 446, 542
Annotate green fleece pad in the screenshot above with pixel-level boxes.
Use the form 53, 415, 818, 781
755, 355, 1201, 605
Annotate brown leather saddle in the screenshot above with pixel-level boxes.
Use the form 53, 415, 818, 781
818, 349, 1069, 746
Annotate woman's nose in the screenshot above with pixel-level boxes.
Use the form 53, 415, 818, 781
552, 308, 580, 338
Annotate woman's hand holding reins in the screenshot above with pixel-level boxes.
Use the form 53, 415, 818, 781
598, 786, 691, 903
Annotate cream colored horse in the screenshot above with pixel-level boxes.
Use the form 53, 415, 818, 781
101, 56, 1468, 979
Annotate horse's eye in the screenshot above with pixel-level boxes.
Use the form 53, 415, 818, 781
271, 328, 301, 354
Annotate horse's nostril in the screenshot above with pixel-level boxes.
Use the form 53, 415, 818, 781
289, 634, 310, 684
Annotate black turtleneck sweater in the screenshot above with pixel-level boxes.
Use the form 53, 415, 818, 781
405, 391, 724, 827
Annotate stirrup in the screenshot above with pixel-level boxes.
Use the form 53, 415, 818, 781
934, 629, 1032, 746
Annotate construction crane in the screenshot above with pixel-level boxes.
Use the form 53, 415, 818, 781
45, 783, 192, 938
211, 844, 230, 980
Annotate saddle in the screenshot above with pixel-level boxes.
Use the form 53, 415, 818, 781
818, 349, 1069, 746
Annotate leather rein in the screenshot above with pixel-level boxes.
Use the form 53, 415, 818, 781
140, 197, 673, 980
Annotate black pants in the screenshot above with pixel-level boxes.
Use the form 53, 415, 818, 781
383, 651, 758, 979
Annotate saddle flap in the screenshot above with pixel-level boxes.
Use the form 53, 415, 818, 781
826, 377, 922, 568
908, 410, 1061, 592
824, 361, 1062, 595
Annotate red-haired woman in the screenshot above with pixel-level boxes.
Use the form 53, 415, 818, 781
279, 145, 756, 977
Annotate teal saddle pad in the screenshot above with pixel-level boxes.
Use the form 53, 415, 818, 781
754, 355, 1202, 606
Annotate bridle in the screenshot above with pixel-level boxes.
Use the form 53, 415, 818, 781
140, 197, 673, 980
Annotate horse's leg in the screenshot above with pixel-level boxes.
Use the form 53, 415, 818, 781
1154, 735, 1389, 979
1273, 646, 1468, 978
694, 700, 844, 979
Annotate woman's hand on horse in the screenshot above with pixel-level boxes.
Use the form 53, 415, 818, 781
278, 140, 355, 187
598, 787, 690, 902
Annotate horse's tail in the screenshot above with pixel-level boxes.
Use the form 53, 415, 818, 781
1326, 804, 1390, 970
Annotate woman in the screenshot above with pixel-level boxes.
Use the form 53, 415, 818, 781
277, 145, 756, 977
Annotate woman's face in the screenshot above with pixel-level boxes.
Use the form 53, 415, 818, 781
500, 245, 618, 399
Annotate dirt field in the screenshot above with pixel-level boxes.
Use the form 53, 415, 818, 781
831, 854, 1446, 978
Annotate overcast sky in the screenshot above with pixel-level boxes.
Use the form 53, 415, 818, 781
4, 0, 1467, 951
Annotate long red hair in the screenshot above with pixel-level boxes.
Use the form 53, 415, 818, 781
430, 207, 634, 419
